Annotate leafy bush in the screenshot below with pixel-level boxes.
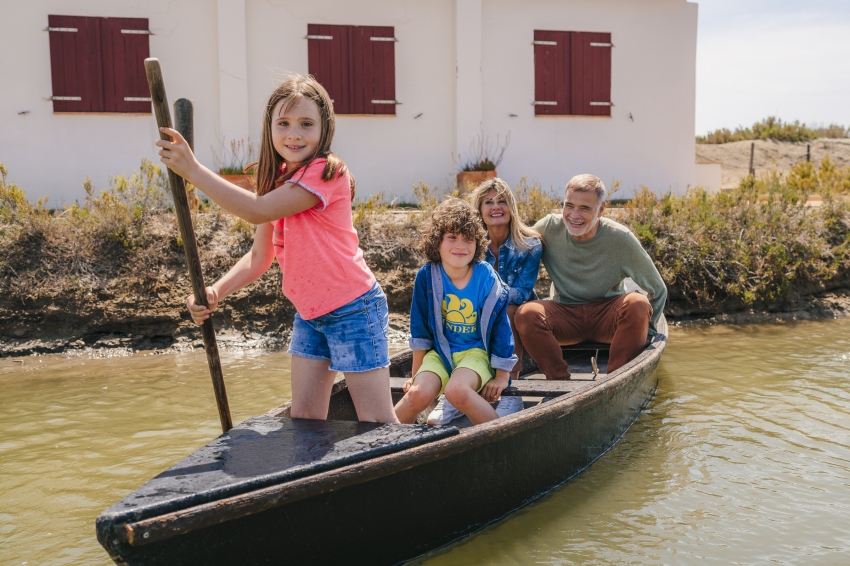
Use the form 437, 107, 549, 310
620, 158, 850, 310
353, 191, 390, 241
697, 116, 825, 144
812, 124, 850, 139
513, 176, 561, 225
0, 160, 175, 299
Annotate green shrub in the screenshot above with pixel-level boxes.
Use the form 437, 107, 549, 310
513, 176, 561, 225
621, 159, 850, 309
0, 160, 176, 299
353, 191, 389, 240
697, 116, 824, 144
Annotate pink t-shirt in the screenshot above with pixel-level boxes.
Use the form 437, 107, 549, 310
271, 159, 375, 320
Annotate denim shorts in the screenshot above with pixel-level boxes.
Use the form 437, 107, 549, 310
288, 282, 390, 373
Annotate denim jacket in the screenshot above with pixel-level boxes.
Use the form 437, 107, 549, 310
409, 262, 517, 373
484, 234, 543, 305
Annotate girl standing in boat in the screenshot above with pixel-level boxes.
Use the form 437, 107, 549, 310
427, 179, 543, 424
394, 198, 517, 425
156, 74, 398, 424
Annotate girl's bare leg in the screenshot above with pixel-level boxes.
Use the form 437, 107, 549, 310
393, 372, 442, 424
289, 355, 337, 419
345, 367, 401, 423
444, 369, 498, 424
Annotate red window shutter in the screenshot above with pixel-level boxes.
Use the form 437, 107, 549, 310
360, 26, 395, 115
101, 17, 151, 113
48, 15, 104, 112
308, 24, 350, 114
533, 30, 569, 116
570, 32, 611, 116
308, 24, 396, 115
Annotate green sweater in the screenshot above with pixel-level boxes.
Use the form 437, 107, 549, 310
533, 215, 667, 335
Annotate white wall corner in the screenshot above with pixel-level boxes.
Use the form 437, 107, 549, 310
455, 0, 483, 166
216, 0, 251, 148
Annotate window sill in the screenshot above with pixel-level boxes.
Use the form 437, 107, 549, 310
52, 112, 152, 116
534, 114, 612, 118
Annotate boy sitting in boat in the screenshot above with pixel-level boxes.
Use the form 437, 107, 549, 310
394, 198, 518, 425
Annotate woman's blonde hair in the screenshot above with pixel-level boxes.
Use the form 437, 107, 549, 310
252, 74, 354, 198
469, 178, 540, 251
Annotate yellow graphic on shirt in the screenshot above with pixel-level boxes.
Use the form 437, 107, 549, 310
442, 294, 478, 334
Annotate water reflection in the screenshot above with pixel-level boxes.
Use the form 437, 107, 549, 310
2, 320, 850, 565
414, 321, 850, 565
0, 349, 293, 566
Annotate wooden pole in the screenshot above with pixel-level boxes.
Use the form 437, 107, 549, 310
748, 142, 755, 177
145, 58, 233, 433
807, 144, 811, 163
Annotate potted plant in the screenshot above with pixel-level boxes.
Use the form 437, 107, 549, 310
215, 138, 256, 190
456, 131, 510, 194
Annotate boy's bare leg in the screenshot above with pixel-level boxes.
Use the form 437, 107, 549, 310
444, 368, 498, 424
345, 367, 400, 423
394, 372, 442, 424
290, 355, 337, 419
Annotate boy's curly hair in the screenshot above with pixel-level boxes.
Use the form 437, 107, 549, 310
419, 198, 488, 264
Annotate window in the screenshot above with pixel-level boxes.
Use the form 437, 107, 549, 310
533, 30, 612, 116
47, 15, 151, 113
307, 24, 397, 115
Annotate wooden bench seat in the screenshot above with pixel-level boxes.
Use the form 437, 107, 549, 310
389, 377, 596, 398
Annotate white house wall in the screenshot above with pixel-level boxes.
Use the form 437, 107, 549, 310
0, 0, 221, 206
243, 0, 459, 203
1, 0, 697, 205
482, 0, 698, 197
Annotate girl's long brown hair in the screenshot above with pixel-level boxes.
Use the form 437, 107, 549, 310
251, 74, 354, 199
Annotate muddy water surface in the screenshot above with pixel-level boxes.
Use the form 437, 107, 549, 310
2, 320, 850, 565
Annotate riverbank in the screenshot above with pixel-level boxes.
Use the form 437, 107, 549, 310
2, 213, 849, 358
2, 159, 849, 357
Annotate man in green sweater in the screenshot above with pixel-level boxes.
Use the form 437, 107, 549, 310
514, 174, 667, 379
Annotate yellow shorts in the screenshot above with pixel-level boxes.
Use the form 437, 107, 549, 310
414, 348, 494, 395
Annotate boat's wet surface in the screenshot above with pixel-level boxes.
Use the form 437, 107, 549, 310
102, 417, 457, 523
3, 319, 850, 564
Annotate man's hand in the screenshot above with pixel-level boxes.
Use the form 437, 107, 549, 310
481, 370, 510, 403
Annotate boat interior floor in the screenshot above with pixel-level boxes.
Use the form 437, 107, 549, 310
100, 417, 457, 524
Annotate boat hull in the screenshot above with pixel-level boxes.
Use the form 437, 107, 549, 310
98, 320, 665, 565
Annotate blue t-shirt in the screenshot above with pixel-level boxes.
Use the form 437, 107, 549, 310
440, 263, 488, 353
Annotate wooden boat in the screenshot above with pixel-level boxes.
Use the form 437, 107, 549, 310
96, 315, 667, 565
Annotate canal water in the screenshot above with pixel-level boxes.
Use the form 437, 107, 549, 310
1, 319, 849, 565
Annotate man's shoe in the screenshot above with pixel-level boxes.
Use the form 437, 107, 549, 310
494, 396, 523, 418
427, 396, 463, 425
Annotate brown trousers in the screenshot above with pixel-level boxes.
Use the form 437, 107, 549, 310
514, 293, 652, 380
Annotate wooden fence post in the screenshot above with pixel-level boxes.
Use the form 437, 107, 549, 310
174, 98, 199, 210
748, 142, 755, 177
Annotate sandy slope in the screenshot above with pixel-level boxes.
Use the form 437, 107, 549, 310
695, 138, 850, 189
